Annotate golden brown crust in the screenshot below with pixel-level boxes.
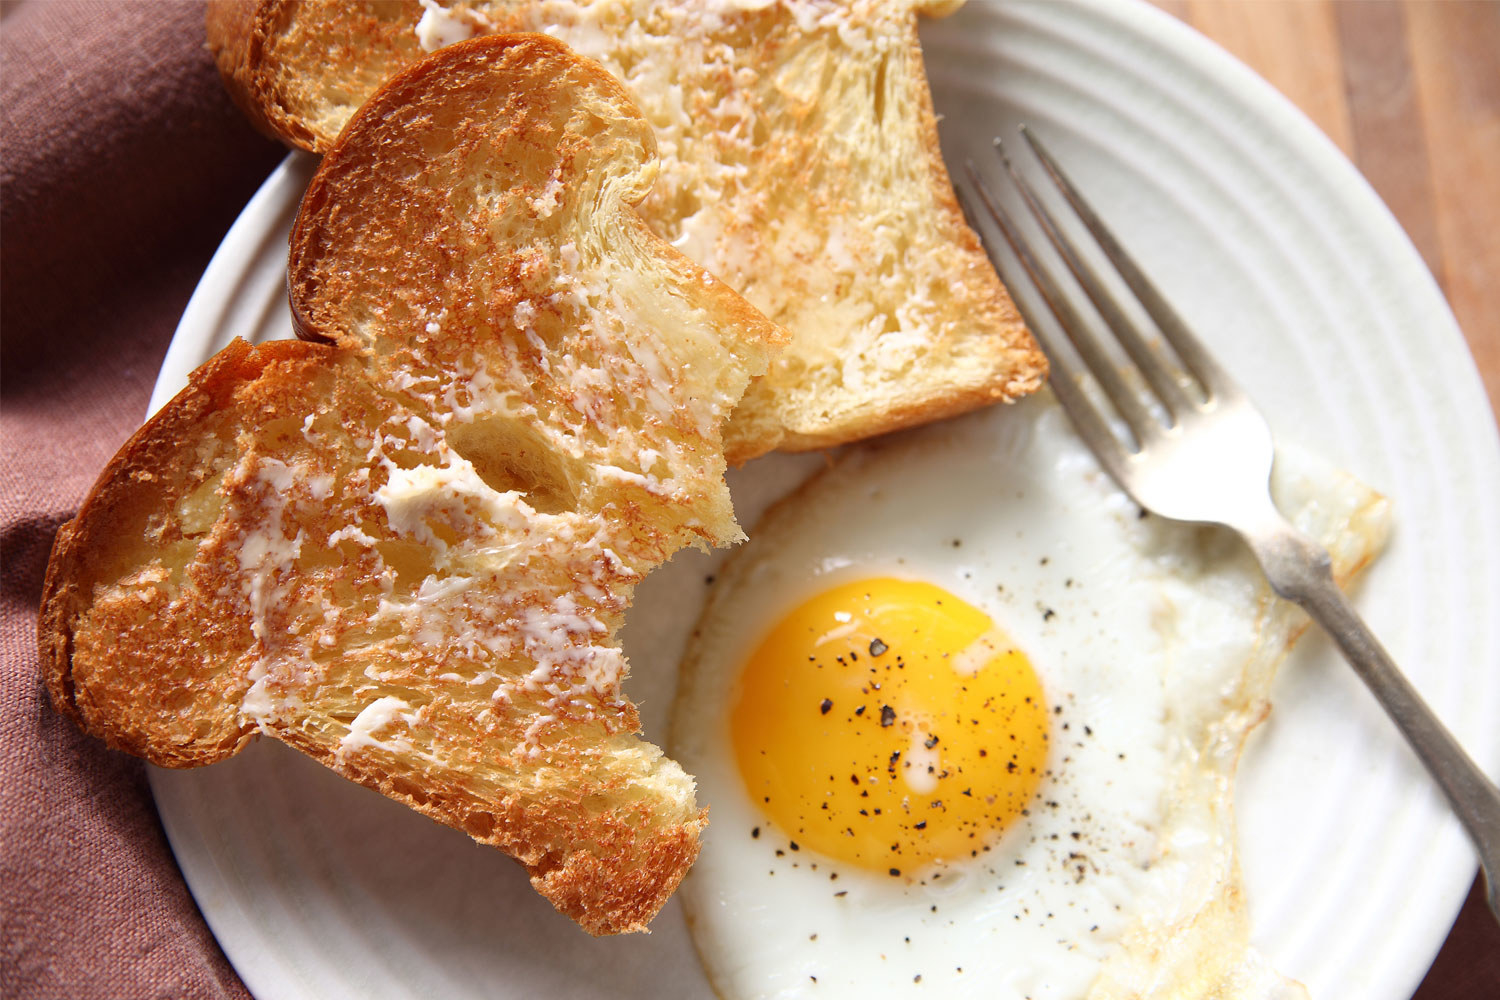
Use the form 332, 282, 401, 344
207, 0, 449, 153
204, 1, 1046, 461
41, 339, 297, 742
205, 1, 303, 148
40, 34, 776, 936
714, 3, 1044, 461
42, 339, 331, 764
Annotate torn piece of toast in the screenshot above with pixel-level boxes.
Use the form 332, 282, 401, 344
39, 33, 780, 936
205, 0, 1046, 462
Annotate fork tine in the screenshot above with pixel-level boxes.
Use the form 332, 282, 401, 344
959, 168, 1138, 483
963, 158, 1162, 449
977, 136, 1500, 910
997, 143, 1196, 421
1020, 126, 1243, 405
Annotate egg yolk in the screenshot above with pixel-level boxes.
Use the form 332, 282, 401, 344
730, 577, 1050, 873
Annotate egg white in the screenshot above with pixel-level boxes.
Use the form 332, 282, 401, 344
670, 395, 1390, 999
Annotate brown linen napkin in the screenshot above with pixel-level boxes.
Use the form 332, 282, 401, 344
0, 2, 1494, 998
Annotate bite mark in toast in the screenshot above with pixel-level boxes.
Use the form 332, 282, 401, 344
40, 33, 780, 935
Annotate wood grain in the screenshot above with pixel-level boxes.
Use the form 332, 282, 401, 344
1403, 0, 1500, 417
1153, 3, 1500, 994
1155, 0, 1499, 422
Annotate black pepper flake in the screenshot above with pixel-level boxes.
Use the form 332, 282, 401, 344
880, 705, 896, 727
789, 841, 800, 851
1041, 607, 1056, 622
820, 698, 833, 715
924, 734, 938, 748
869, 637, 889, 657
751, 826, 760, 839
855, 705, 867, 716
889, 867, 902, 877
835, 891, 848, 897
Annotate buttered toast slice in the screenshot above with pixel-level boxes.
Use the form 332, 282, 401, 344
205, 0, 1046, 461
39, 34, 780, 935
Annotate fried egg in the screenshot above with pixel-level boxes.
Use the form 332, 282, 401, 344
670, 395, 1390, 999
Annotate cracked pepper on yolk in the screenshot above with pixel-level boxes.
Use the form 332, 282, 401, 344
730, 577, 1050, 872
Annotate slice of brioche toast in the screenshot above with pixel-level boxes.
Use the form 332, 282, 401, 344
205, 0, 1046, 462
39, 33, 781, 935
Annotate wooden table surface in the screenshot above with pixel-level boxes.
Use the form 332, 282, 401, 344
1154, 0, 1499, 420
1151, 2, 1500, 993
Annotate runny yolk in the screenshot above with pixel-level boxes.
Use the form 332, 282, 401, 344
730, 577, 1049, 874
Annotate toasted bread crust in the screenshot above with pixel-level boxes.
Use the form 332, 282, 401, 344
739, 13, 1043, 454
206, 0, 432, 150
41, 34, 779, 935
41, 337, 307, 752
205, 0, 304, 147
205, 0, 1046, 461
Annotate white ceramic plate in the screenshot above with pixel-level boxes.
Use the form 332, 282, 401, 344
148, 1, 1500, 998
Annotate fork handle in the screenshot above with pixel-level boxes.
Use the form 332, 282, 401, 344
1245, 525, 1500, 924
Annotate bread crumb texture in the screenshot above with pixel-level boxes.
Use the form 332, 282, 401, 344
40, 35, 778, 936
207, 0, 1046, 460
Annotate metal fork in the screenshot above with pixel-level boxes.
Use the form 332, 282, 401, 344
960, 126, 1500, 923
